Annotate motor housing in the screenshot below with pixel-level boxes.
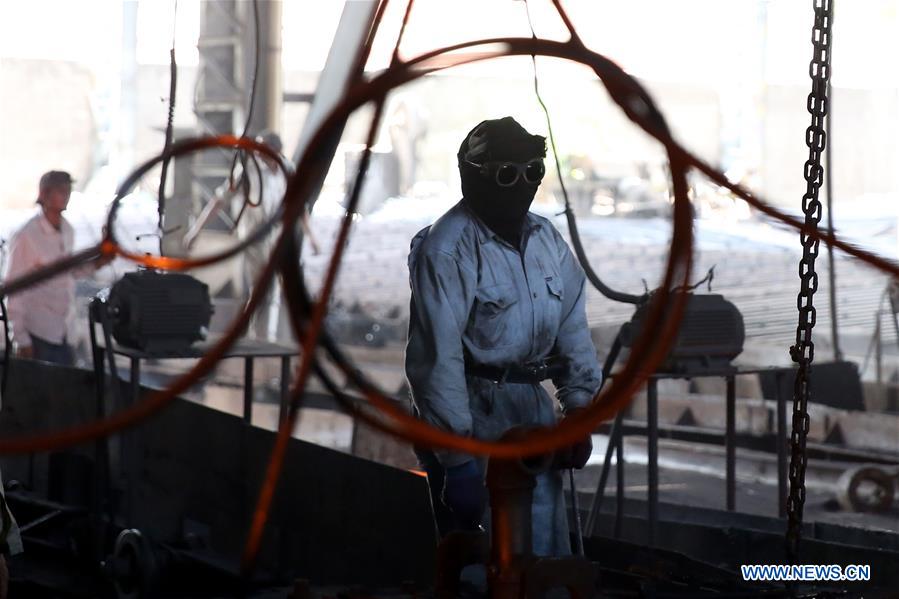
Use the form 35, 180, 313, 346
106, 270, 213, 355
620, 293, 745, 374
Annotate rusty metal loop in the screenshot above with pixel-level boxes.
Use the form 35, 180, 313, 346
0, 136, 288, 301
1, 35, 894, 467
106, 135, 289, 270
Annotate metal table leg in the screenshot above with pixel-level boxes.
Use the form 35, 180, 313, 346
614, 422, 624, 539
280, 355, 291, 422
586, 411, 624, 536
875, 314, 883, 409
243, 357, 254, 424
726, 374, 736, 512
647, 378, 658, 546
127, 357, 140, 525
776, 371, 787, 518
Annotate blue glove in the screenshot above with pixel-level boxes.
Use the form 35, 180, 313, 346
556, 435, 593, 469
441, 460, 488, 530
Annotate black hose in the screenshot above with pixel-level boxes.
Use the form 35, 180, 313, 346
565, 209, 648, 304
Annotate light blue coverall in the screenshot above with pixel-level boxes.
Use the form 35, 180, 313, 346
405, 200, 602, 556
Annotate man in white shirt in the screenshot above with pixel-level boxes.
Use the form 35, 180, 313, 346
4, 171, 107, 365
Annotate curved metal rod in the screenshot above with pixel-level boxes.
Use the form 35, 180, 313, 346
241, 0, 403, 571
242, 89, 393, 576
106, 135, 289, 270
0, 136, 288, 300
0, 245, 105, 298
0, 138, 289, 454
687, 155, 899, 277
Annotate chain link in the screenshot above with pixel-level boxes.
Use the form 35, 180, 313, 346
785, 0, 834, 563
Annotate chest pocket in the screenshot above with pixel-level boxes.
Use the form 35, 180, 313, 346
543, 275, 565, 332
545, 276, 564, 302
469, 283, 519, 349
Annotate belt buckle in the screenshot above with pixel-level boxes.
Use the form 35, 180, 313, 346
494, 367, 509, 387
531, 362, 547, 381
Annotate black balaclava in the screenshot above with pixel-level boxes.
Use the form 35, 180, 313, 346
458, 117, 546, 249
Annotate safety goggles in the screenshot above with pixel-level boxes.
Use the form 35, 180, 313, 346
464, 158, 546, 187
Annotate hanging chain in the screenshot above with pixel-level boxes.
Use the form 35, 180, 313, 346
785, 0, 834, 563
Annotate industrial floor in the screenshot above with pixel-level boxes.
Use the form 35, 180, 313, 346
574, 459, 899, 536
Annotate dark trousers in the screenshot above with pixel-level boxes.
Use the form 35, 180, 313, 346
30, 335, 74, 366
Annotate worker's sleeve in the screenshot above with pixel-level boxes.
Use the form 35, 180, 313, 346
550, 233, 602, 414
4, 232, 37, 348
405, 247, 477, 467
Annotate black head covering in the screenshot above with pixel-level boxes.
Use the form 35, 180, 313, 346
457, 117, 546, 249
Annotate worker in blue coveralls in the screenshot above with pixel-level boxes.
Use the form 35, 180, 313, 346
405, 116, 602, 556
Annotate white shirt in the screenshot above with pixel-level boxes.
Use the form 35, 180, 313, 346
4, 211, 79, 347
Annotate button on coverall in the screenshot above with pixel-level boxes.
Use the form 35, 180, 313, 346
405, 200, 602, 555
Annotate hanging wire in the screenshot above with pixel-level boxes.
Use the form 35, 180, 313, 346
523, 0, 647, 305
157, 0, 179, 254
228, 0, 263, 230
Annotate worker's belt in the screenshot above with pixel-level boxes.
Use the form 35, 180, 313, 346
465, 358, 565, 385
